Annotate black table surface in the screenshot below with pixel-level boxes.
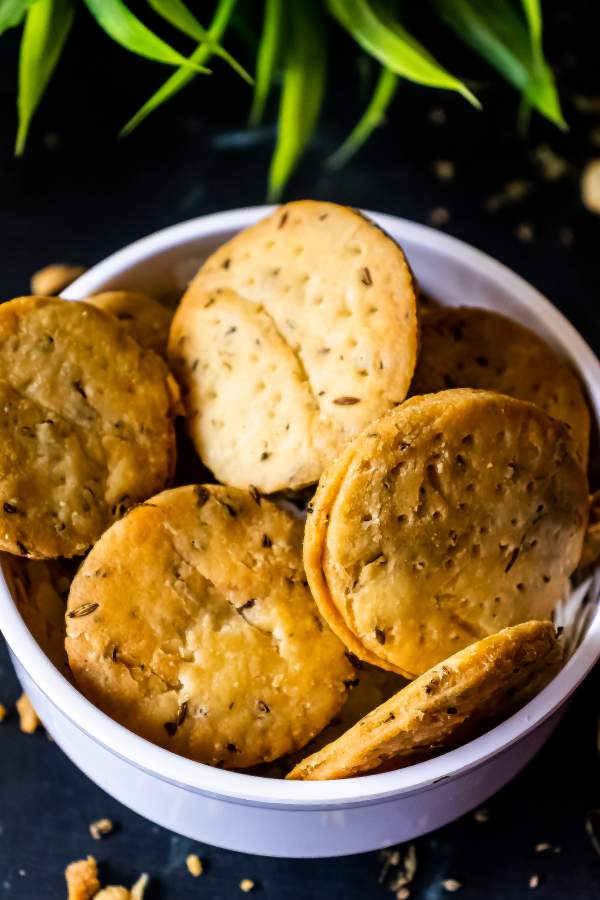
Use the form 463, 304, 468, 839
1, 3, 600, 897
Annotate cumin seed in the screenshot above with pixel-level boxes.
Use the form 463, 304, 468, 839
333, 396, 360, 405
68, 602, 99, 619
360, 266, 373, 286
278, 211, 289, 229
249, 485, 261, 505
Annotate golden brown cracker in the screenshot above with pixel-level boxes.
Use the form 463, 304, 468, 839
169, 200, 418, 492
305, 389, 587, 677
0, 296, 178, 558
66, 484, 353, 767
288, 621, 561, 780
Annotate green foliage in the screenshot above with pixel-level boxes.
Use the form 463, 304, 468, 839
6, 0, 565, 194
16, 0, 75, 155
268, 0, 326, 201
434, 0, 565, 129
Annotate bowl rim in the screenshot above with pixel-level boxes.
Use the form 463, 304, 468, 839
1, 205, 599, 808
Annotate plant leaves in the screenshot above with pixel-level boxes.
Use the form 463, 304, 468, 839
146, 0, 251, 82
520, 0, 542, 60
15, 0, 75, 155
82, 0, 210, 72
328, 65, 398, 168
267, 0, 327, 202
0, 0, 31, 36
327, 0, 479, 107
120, 0, 239, 136
249, 0, 283, 126
434, 0, 565, 129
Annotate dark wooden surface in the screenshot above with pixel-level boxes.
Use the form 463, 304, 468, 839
0, 2, 599, 896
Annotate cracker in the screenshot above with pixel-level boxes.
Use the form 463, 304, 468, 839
3, 556, 73, 673
86, 291, 173, 358
169, 200, 418, 492
66, 484, 353, 768
0, 296, 178, 558
411, 306, 590, 468
305, 389, 588, 677
288, 620, 561, 779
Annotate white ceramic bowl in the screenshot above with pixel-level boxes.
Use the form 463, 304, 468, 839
2, 207, 599, 859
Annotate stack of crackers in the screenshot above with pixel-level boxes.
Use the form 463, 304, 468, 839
2, 201, 596, 780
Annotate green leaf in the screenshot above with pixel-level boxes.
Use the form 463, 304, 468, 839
146, 0, 251, 83
249, 0, 283, 126
434, 0, 565, 129
267, 0, 327, 202
120, 0, 239, 136
15, 0, 75, 155
327, 0, 479, 107
0, 0, 31, 36
82, 0, 210, 72
520, 0, 542, 60
328, 65, 398, 168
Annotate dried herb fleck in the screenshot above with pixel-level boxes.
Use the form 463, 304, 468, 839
262, 533, 272, 548
73, 380, 87, 399
257, 699, 270, 714
375, 627, 386, 645
249, 485, 261, 505
68, 602, 99, 619
3, 502, 17, 514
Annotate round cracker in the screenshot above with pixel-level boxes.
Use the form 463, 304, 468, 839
169, 200, 418, 493
0, 296, 178, 558
86, 291, 173, 358
305, 389, 588, 677
288, 620, 562, 779
411, 306, 590, 468
66, 484, 353, 768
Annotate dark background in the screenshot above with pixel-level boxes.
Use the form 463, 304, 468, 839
1, 1, 599, 897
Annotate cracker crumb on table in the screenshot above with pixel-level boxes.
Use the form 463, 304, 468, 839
16, 693, 40, 734
0, 703, 6, 722
186, 853, 203, 876
240, 878, 255, 892
65, 856, 100, 900
89, 818, 114, 840
130, 874, 149, 899
442, 878, 463, 892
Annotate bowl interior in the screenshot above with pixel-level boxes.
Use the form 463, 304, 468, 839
2, 207, 599, 807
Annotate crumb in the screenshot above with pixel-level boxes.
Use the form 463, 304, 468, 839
515, 223, 534, 242
533, 144, 568, 181
442, 879, 463, 892
0, 703, 6, 722
130, 874, 149, 900
16, 693, 40, 734
535, 842, 552, 852
30, 263, 86, 296
65, 856, 100, 900
428, 207, 450, 226
473, 807, 489, 823
397, 889, 411, 900
529, 874, 540, 889
581, 160, 600, 213
89, 818, 113, 840
504, 179, 531, 201
95, 889, 129, 900
240, 879, 255, 892
429, 108, 447, 125
186, 854, 203, 877
433, 160, 455, 181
